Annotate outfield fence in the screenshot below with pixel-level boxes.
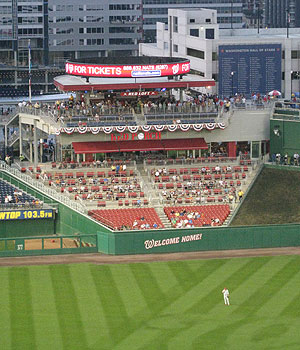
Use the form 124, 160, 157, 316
0, 234, 98, 257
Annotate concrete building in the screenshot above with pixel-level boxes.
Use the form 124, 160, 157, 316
140, 8, 300, 98
48, 0, 143, 66
264, 0, 300, 29
0, 0, 47, 67
142, 0, 245, 43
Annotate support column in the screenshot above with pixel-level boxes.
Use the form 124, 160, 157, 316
4, 125, 8, 152
179, 89, 183, 103
19, 120, 22, 156
33, 120, 38, 168
227, 142, 237, 158
29, 140, 33, 163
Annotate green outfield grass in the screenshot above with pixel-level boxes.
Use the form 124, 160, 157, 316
0, 255, 300, 350
231, 167, 300, 226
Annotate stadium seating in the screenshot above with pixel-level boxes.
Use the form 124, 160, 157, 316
89, 208, 164, 230
164, 205, 230, 227
0, 179, 37, 206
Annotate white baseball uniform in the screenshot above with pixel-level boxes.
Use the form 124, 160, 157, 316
222, 288, 230, 305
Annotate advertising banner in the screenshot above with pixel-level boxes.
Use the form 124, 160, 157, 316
65, 61, 190, 78
218, 44, 282, 97
0, 209, 54, 221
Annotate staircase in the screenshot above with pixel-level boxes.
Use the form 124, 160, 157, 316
155, 206, 172, 228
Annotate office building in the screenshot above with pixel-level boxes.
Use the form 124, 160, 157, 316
142, 0, 245, 43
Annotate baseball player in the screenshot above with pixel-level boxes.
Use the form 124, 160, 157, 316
222, 287, 230, 305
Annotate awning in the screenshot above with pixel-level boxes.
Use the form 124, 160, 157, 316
72, 138, 207, 154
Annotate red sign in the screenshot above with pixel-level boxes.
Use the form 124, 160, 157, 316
120, 91, 158, 97
111, 131, 161, 141
65, 61, 190, 78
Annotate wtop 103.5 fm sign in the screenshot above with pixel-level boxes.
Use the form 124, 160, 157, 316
218, 44, 282, 97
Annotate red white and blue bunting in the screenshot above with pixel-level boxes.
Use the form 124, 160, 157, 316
55, 122, 227, 135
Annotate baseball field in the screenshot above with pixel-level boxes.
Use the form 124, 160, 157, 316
0, 255, 299, 350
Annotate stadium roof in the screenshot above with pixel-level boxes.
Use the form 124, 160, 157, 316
72, 138, 208, 153
54, 74, 215, 92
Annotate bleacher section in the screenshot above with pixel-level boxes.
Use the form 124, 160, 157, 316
24, 156, 257, 230
35, 168, 148, 207
150, 164, 248, 205
89, 208, 163, 230
164, 205, 230, 228
0, 179, 38, 208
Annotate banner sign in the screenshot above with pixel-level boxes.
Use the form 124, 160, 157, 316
111, 131, 161, 141
144, 233, 203, 250
0, 209, 54, 221
65, 61, 190, 78
218, 44, 282, 97
120, 91, 158, 97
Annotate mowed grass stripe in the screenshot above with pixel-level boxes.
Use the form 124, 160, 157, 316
49, 265, 88, 350
153, 258, 268, 350
165, 258, 250, 314
9, 267, 37, 350
0, 269, 11, 350
69, 264, 110, 347
89, 264, 133, 348
109, 264, 149, 317
233, 256, 300, 317
129, 263, 167, 316
29, 266, 63, 350
113, 259, 232, 350
190, 257, 300, 350
146, 262, 179, 294
257, 264, 300, 318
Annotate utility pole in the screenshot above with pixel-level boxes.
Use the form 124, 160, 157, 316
28, 39, 32, 104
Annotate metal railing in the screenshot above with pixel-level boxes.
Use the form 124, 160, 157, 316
144, 156, 238, 167
0, 161, 86, 214
15, 105, 227, 128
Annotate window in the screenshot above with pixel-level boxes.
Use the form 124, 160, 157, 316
87, 39, 104, 45
173, 44, 178, 52
86, 16, 104, 22
190, 29, 199, 37
164, 42, 168, 50
190, 18, 195, 23
205, 28, 214, 39
87, 27, 104, 34
56, 28, 74, 35
205, 18, 211, 23
109, 27, 134, 33
212, 73, 218, 82
212, 52, 218, 61
187, 48, 205, 59
291, 50, 300, 59
109, 38, 135, 45
173, 16, 178, 32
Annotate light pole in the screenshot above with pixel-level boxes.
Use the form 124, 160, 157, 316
291, 70, 293, 99
231, 71, 234, 96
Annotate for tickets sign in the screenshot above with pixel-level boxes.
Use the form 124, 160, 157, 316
65, 61, 190, 78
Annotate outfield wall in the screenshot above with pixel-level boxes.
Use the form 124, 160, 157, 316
97, 224, 300, 255
0, 218, 55, 237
